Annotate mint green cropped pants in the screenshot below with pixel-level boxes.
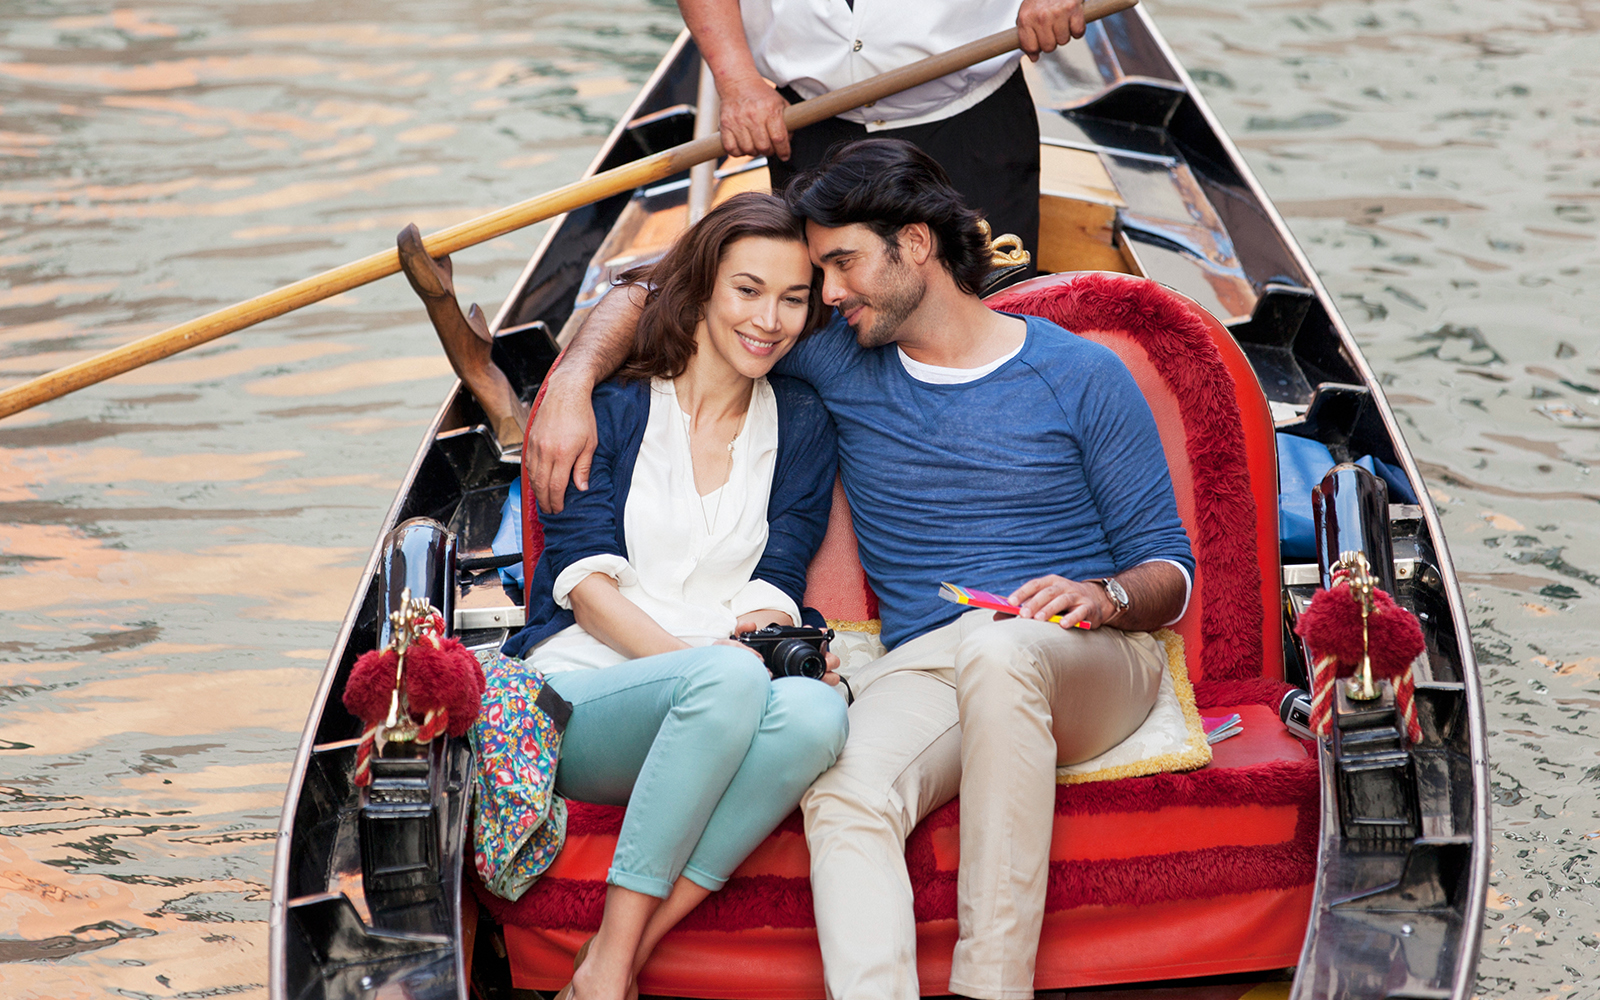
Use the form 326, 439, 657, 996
544, 644, 848, 898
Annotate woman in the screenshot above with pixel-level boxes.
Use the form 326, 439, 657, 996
398, 192, 847, 1000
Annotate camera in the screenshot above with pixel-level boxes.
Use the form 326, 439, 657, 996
736, 624, 835, 680
1279, 688, 1314, 740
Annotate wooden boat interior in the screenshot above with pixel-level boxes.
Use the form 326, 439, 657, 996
270, 10, 1486, 1000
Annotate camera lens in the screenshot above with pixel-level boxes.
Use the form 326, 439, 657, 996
769, 638, 826, 680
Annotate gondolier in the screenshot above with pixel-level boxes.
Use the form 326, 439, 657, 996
679, 0, 1087, 268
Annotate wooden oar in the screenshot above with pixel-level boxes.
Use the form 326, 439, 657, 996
0, 0, 1137, 420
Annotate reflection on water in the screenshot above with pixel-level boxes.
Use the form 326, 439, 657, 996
0, 0, 1593, 996
0, 1, 680, 996
1149, 0, 1600, 993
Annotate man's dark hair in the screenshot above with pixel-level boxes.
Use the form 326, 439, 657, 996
784, 139, 990, 296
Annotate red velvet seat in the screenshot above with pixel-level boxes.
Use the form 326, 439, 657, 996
495, 272, 1315, 995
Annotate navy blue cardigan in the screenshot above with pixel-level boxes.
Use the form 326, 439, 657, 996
502, 376, 838, 659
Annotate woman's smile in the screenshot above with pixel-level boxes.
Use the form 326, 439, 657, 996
735, 329, 781, 355
698, 235, 817, 379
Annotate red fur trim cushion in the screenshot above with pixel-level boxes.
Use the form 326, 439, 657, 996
477, 274, 1304, 938
480, 757, 1318, 933
1194, 677, 1295, 710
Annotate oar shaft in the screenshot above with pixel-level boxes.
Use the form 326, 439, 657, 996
0, 0, 1137, 420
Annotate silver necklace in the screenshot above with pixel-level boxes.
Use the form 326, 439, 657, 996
682, 409, 738, 535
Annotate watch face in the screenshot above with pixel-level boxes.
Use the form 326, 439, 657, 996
1105, 578, 1130, 610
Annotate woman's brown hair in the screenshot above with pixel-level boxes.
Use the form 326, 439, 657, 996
614, 191, 824, 382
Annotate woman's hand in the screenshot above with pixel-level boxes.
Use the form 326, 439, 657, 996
820, 649, 842, 688
571, 573, 692, 659
728, 618, 842, 688
732, 609, 795, 635
712, 637, 766, 662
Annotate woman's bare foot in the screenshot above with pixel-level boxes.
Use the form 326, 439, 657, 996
396, 223, 530, 447
569, 932, 636, 1000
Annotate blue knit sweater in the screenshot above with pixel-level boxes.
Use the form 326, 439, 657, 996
775, 314, 1195, 649
502, 376, 838, 659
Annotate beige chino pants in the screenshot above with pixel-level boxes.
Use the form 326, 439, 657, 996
801, 610, 1164, 1000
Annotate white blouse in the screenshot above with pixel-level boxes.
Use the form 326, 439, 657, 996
528, 377, 800, 674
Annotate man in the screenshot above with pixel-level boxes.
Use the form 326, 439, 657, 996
680, 0, 1091, 271
528, 140, 1193, 1000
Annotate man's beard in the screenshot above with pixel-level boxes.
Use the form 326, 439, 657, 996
844, 266, 926, 349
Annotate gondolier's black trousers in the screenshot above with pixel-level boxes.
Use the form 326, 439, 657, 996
771, 67, 1040, 281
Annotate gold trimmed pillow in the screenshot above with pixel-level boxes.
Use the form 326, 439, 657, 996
1056, 629, 1209, 784
826, 624, 1209, 785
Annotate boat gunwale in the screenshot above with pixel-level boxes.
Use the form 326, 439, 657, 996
1124, 10, 1488, 992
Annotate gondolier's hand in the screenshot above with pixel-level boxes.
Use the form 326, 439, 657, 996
527, 380, 598, 514
719, 75, 792, 160
1017, 0, 1087, 60
1007, 574, 1112, 630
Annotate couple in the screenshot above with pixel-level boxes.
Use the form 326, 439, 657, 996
401, 139, 1194, 1000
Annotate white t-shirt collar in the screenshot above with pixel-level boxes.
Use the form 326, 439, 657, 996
897, 340, 1024, 385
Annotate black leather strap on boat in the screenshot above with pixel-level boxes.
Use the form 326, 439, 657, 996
459, 552, 523, 572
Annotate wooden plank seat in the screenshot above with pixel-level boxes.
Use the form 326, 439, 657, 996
490, 272, 1316, 996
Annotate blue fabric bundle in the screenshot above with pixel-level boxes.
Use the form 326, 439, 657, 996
493, 478, 524, 588
1276, 433, 1417, 560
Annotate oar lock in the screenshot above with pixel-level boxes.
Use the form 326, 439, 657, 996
978, 218, 1031, 269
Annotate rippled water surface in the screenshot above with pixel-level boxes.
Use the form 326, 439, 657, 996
1, 1, 1596, 996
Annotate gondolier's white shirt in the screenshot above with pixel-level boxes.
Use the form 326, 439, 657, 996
741, 0, 1025, 130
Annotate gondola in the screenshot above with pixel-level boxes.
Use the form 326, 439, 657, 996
268, 7, 1489, 1000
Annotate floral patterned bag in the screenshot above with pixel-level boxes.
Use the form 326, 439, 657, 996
469, 649, 572, 901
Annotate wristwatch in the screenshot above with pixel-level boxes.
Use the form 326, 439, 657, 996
1089, 577, 1130, 620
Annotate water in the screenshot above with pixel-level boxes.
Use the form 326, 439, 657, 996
0, 0, 1594, 996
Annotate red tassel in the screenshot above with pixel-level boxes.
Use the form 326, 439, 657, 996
343, 649, 401, 723
1296, 577, 1426, 744
1295, 582, 1424, 679
1309, 656, 1337, 737
405, 635, 484, 737
340, 617, 485, 767
1394, 667, 1422, 744
353, 725, 377, 787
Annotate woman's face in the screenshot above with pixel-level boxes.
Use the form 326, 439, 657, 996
697, 236, 815, 379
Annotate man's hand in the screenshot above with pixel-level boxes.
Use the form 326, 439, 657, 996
1006, 574, 1114, 630
719, 75, 792, 160
527, 380, 598, 514
1017, 0, 1087, 61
